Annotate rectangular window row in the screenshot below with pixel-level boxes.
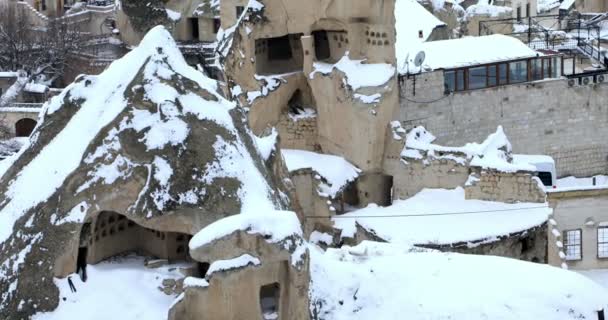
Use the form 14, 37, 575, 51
563, 227, 608, 261
444, 56, 562, 93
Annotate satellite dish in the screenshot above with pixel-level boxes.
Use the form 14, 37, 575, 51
414, 51, 426, 67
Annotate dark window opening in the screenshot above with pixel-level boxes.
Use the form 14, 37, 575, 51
260, 283, 280, 320
190, 18, 200, 40
517, 7, 522, 21
537, 171, 553, 186
15, 118, 37, 137
236, 6, 245, 17
42, 0, 47, 11
313, 30, 330, 61
213, 18, 221, 34
198, 262, 210, 277
267, 35, 293, 61
287, 90, 303, 114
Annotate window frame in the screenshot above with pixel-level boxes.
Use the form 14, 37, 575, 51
564, 229, 582, 261
598, 227, 608, 259
442, 55, 562, 93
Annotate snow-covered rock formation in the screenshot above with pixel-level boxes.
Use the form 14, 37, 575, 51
0, 26, 293, 319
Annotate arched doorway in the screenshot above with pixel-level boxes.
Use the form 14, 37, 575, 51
15, 118, 37, 137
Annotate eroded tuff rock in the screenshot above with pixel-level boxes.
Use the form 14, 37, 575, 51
0, 26, 291, 319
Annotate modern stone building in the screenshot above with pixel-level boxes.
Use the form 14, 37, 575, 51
548, 186, 608, 270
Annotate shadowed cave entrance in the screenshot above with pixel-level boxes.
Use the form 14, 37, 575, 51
76, 211, 206, 279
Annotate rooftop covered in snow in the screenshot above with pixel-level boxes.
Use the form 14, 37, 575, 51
399, 34, 540, 74
333, 187, 550, 246
395, 0, 447, 73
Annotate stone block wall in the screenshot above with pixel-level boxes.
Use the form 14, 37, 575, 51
465, 171, 546, 203
392, 157, 470, 200
276, 113, 320, 151
399, 72, 608, 177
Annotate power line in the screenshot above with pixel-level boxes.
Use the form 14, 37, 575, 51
304, 205, 550, 220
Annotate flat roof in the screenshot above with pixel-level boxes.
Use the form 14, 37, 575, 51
400, 34, 540, 73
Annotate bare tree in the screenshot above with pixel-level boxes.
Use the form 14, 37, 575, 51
0, 2, 86, 107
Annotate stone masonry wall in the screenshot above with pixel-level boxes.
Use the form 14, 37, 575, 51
392, 158, 470, 200
276, 113, 320, 151
399, 72, 608, 177
465, 171, 546, 203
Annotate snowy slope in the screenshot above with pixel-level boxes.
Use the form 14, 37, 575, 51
310, 242, 608, 320
334, 187, 550, 245
32, 256, 188, 320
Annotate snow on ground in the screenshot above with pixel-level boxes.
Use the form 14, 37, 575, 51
394, 0, 446, 71
311, 54, 395, 90
333, 187, 550, 245
554, 175, 608, 192
310, 241, 608, 320
579, 269, 608, 289
403, 126, 536, 173
282, 149, 361, 198
33, 256, 187, 320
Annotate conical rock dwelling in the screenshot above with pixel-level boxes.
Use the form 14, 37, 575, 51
0, 26, 294, 319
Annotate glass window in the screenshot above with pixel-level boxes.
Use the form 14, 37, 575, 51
537, 171, 553, 186
542, 58, 551, 79
488, 65, 497, 87
509, 60, 528, 83
468, 66, 487, 89
552, 56, 561, 78
599, 227, 608, 258
499, 63, 508, 85
456, 70, 465, 91
444, 71, 456, 93
564, 229, 582, 261
531, 58, 542, 81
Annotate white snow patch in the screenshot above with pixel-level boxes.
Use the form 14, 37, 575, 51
403, 126, 536, 172
311, 242, 608, 320
311, 54, 395, 90
206, 254, 261, 277
189, 210, 302, 250
282, 149, 361, 198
